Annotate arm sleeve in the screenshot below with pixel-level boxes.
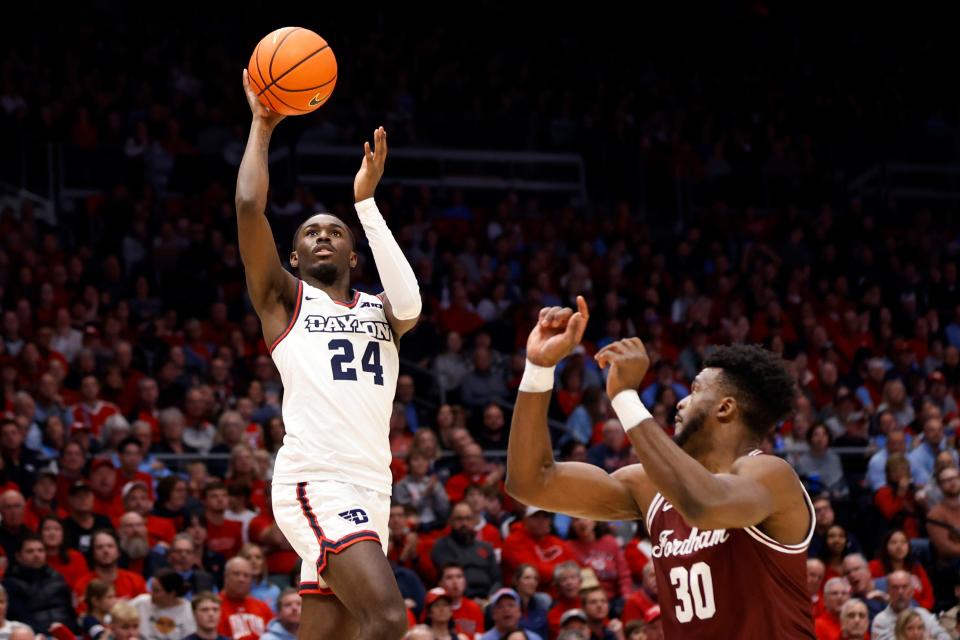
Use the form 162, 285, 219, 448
355, 198, 421, 320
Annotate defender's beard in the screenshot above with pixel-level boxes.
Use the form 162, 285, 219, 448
673, 409, 707, 449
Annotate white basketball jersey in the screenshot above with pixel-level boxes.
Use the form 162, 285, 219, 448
270, 280, 398, 494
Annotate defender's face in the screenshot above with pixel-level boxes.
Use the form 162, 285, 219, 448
291, 214, 356, 279
674, 368, 722, 446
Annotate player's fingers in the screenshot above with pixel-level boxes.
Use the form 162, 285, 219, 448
576, 295, 590, 323
380, 127, 388, 160
538, 307, 550, 325
544, 307, 564, 327
552, 307, 573, 327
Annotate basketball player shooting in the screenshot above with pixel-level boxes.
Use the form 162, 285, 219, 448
236, 70, 420, 639
506, 297, 815, 639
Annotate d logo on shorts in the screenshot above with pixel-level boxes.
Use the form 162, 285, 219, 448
338, 508, 370, 525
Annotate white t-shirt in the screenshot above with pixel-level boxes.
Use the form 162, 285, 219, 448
130, 593, 196, 640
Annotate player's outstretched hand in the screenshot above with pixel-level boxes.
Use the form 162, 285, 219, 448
354, 126, 388, 202
242, 69, 285, 128
525, 296, 589, 368
595, 337, 651, 398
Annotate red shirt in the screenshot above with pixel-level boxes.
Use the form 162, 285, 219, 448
207, 517, 244, 559
74, 569, 147, 601
70, 401, 120, 437
501, 529, 575, 598
218, 594, 272, 640
146, 514, 177, 546
622, 589, 658, 625
872, 486, 921, 539
248, 513, 298, 576
47, 549, 88, 589
547, 595, 580, 638
94, 493, 125, 522
566, 535, 633, 600
814, 610, 841, 640
114, 469, 155, 500
623, 538, 651, 584
451, 597, 485, 637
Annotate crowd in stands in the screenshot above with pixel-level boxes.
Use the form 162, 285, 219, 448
1, 4, 960, 640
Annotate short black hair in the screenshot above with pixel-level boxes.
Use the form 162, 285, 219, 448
117, 436, 142, 454
703, 344, 795, 437
152, 567, 187, 597
292, 213, 355, 252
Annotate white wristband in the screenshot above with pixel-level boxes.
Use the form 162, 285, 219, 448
519, 360, 556, 393
611, 390, 653, 432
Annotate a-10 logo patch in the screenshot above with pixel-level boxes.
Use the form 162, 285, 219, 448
303, 314, 393, 341
339, 508, 370, 525
360, 300, 383, 309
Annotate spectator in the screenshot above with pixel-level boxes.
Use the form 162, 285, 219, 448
421, 588, 468, 640
819, 525, 855, 582
926, 371, 958, 417
480, 588, 541, 640
61, 481, 114, 557
815, 577, 851, 640
0, 491, 32, 561
563, 387, 606, 446
71, 376, 120, 438
39, 515, 88, 590
154, 409, 198, 475
217, 557, 272, 640
88, 457, 124, 522
868, 530, 934, 612
908, 418, 954, 487
0, 420, 39, 498
74, 529, 148, 601
586, 420, 631, 473
841, 553, 887, 620
437, 563, 485, 639
809, 496, 861, 560
877, 381, 915, 431
260, 590, 300, 640
394, 449, 450, 531
117, 511, 161, 576
78, 579, 117, 640
512, 564, 549, 640
566, 518, 631, 603
557, 608, 589, 638
444, 444, 503, 503
202, 482, 242, 560
838, 598, 870, 640
430, 502, 501, 599
116, 437, 157, 501
185, 513, 226, 588
122, 480, 177, 547
25, 469, 59, 526
476, 404, 509, 451
870, 571, 948, 640
581, 586, 621, 640
130, 568, 196, 640
623, 562, 659, 625
106, 601, 143, 640
152, 476, 193, 531
183, 592, 230, 640
926, 466, 960, 571
238, 544, 279, 613
0, 584, 30, 638
796, 424, 849, 499
2, 535, 76, 634
808, 558, 826, 617
165, 533, 218, 599
547, 562, 583, 637
640, 362, 689, 407
874, 454, 921, 539
460, 347, 508, 412
502, 508, 575, 597
867, 428, 908, 492
433, 332, 470, 401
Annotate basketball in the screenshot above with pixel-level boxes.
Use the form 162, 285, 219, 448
246, 27, 337, 116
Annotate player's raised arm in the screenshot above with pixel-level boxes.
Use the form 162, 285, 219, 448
235, 69, 297, 328
506, 297, 645, 521
596, 339, 804, 532
353, 127, 421, 338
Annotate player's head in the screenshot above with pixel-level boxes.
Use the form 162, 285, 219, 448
290, 213, 357, 285
674, 345, 795, 448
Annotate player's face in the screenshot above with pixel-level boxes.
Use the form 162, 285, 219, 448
291, 214, 357, 284
673, 369, 722, 448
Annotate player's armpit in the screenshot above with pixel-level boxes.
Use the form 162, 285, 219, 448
683, 455, 805, 535
508, 460, 644, 522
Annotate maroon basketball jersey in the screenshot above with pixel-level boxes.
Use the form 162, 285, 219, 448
646, 452, 816, 639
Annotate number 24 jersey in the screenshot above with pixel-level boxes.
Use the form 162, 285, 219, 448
270, 280, 398, 495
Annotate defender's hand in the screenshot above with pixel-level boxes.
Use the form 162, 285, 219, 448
525, 296, 589, 367
595, 338, 651, 398
354, 126, 388, 202
242, 69, 285, 128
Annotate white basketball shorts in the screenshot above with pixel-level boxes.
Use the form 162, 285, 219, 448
272, 479, 390, 595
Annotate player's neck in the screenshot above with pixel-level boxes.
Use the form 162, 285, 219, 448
687, 426, 758, 473
303, 275, 353, 303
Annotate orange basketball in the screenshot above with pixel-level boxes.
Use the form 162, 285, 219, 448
246, 27, 337, 116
